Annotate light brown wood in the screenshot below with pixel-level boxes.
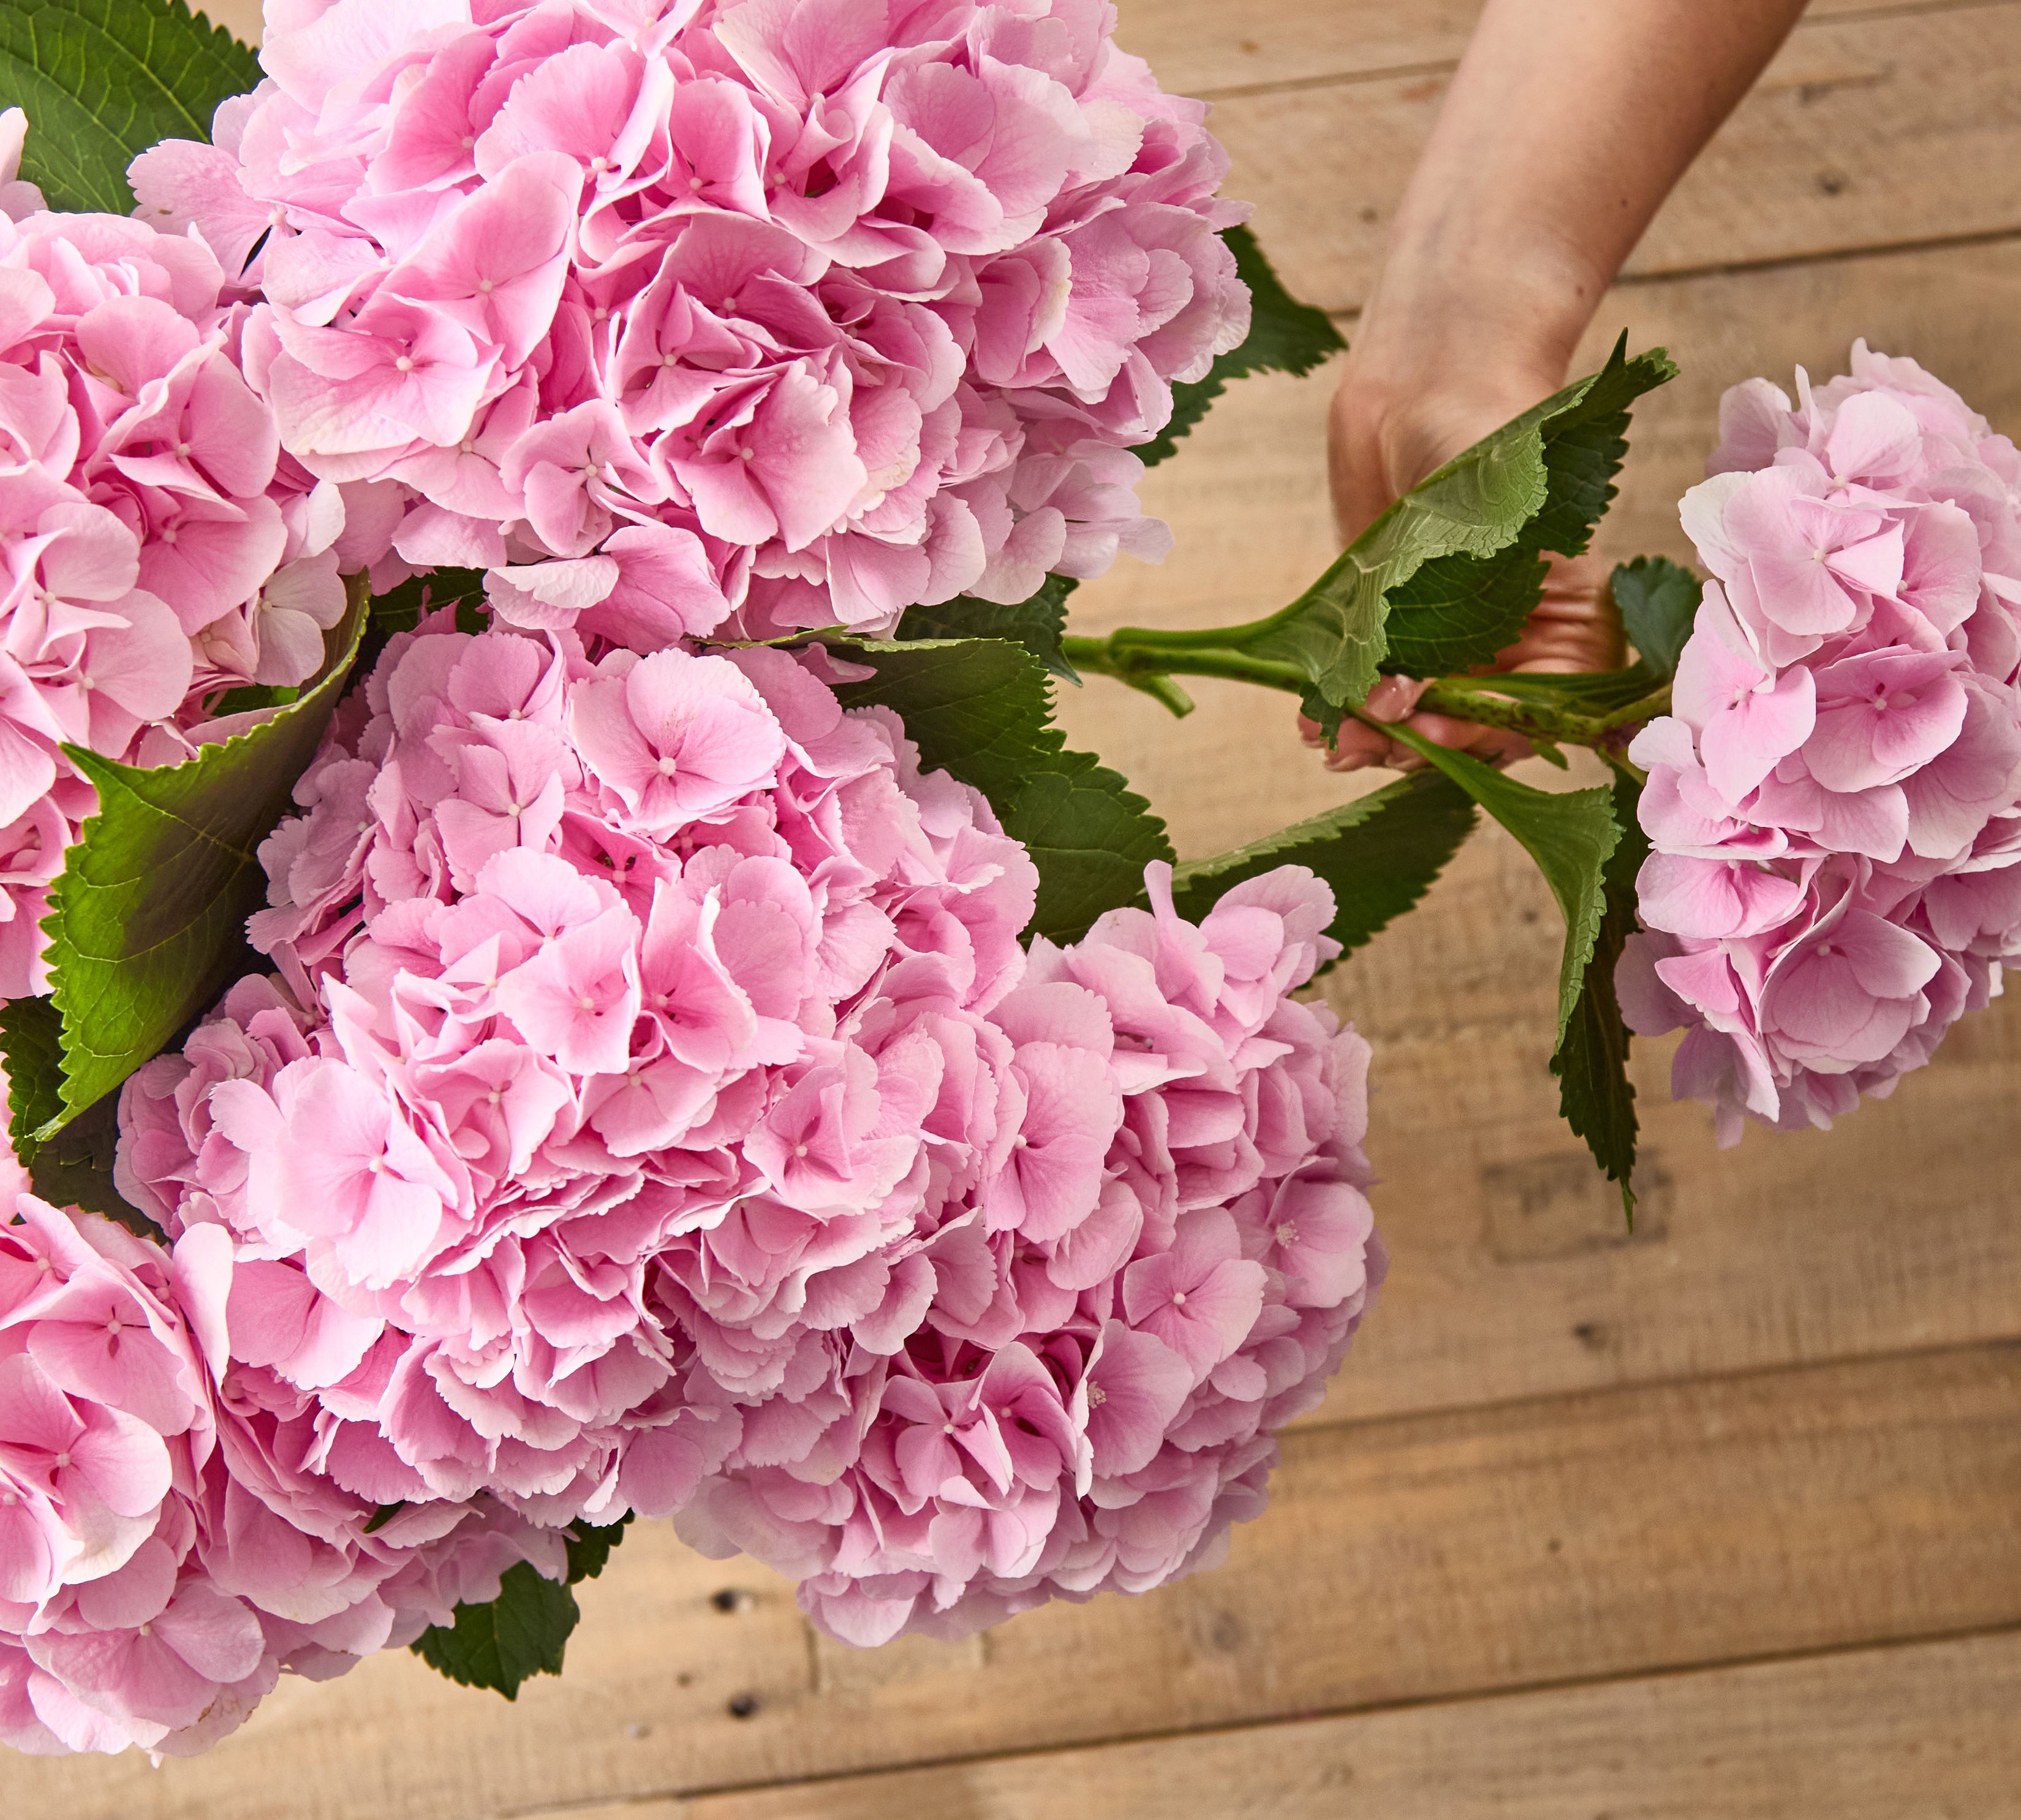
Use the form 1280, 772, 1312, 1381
25, 9, 2021, 1818
1214, 4, 2021, 315
547, 1629, 2021, 1820
198, 0, 1940, 71
1118, 0, 1979, 99
17, 1344, 2021, 1817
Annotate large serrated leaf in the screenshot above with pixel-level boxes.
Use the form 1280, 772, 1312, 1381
410, 1560, 578, 1702
897, 575, 1078, 680
1137, 224, 1346, 468
824, 634, 1173, 942
1383, 727, 1622, 1046
1550, 773, 1651, 1218
0, 0, 259, 213
1169, 768, 1477, 970
33, 576, 368, 1139
1235, 342, 1677, 725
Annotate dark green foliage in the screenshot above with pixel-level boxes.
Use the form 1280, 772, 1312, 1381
1170, 768, 1478, 970
897, 575, 1079, 679
1136, 225, 1347, 467
824, 634, 1174, 943
1241, 342, 1677, 734
26, 584, 366, 1142
1611, 554, 1701, 681
410, 1561, 580, 1702
0, 0, 259, 212
1550, 774, 1653, 1220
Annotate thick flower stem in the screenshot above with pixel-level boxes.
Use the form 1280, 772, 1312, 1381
1061, 630, 1672, 753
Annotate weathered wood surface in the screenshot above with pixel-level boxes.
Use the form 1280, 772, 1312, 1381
1212, 3, 2021, 316
18, 1345, 2021, 1818
1118, 0, 1979, 99
25, 5, 2021, 1818
553, 1629, 2021, 1819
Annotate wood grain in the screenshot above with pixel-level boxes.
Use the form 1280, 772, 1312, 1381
1214, 4, 2021, 315
18, 1344, 2021, 1818
553, 1629, 2021, 1820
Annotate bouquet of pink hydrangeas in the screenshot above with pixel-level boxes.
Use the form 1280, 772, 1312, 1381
0, 0, 2012, 1763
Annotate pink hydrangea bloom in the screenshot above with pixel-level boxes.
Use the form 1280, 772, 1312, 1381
1621, 342, 2021, 1141
0, 1178, 558, 1759
120, 614, 1380, 1645
0, 192, 393, 995
135, 0, 1251, 638
678, 865, 1384, 1645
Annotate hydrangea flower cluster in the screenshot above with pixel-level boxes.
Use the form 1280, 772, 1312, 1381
1620, 342, 2021, 1140
134, 0, 1251, 639
0, 1174, 561, 1758
678, 873, 1383, 1645
0, 128, 391, 995
116, 615, 1380, 1647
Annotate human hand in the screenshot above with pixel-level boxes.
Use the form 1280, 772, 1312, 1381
1301, 360, 1626, 772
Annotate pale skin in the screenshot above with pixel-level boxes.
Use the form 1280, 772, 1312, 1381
1309, 0, 1814, 770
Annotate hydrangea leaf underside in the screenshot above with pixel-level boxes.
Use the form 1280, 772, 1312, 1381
1169, 768, 1478, 971
1138, 225, 1347, 468
1241, 342, 1677, 728
825, 634, 1174, 943
899, 573, 1079, 680
34, 578, 369, 1141
1383, 724, 1622, 1048
1611, 553, 1701, 682
0, 0, 259, 213
1551, 773, 1652, 1219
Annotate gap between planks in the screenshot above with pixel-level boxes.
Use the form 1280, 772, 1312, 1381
503, 1621, 2021, 1819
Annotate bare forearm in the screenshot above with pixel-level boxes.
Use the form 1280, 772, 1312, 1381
1361, 0, 1809, 380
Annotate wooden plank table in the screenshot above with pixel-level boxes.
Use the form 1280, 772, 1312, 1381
23, 1, 2021, 1813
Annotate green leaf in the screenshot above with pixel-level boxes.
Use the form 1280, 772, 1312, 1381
823, 634, 1174, 942
1169, 768, 1477, 970
0, 0, 259, 213
1138, 225, 1346, 467
564, 1511, 632, 1584
897, 575, 1079, 680
32, 577, 369, 1142
357, 565, 489, 676
1383, 726, 1622, 1045
1550, 773, 1651, 1220
1236, 341, 1677, 731
0, 995, 156, 1235
410, 1560, 578, 1702
1611, 554, 1700, 682
409, 1511, 630, 1701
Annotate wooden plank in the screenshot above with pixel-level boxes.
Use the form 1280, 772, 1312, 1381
1120, 0, 1978, 100
1212, 4, 2021, 315
557, 1629, 2021, 1820
18, 1345, 2021, 1818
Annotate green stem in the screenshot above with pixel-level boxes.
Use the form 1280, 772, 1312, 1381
1060, 635, 1310, 697
1062, 630, 1672, 752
